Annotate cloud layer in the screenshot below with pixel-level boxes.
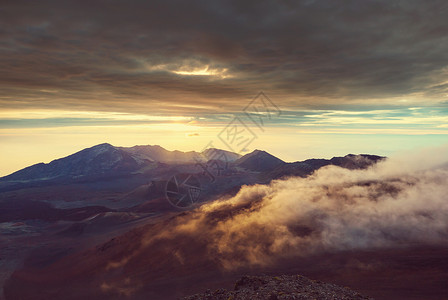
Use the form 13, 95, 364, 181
2, 0, 448, 114
141, 145, 448, 270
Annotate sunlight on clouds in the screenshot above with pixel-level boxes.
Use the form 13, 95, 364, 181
0, 105, 447, 177
302, 115, 448, 125
301, 108, 448, 126
144, 61, 233, 79
0, 109, 192, 122
305, 109, 395, 115
172, 65, 231, 78
295, 128, 448, 135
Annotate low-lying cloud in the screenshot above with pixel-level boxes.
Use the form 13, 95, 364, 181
143, 145, 448, 270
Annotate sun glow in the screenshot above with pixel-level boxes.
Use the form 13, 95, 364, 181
145, 62, 232, 79
172, 65, 231, 78
0, 109, 191, 122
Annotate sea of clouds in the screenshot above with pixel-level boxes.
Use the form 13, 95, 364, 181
141, 145, 448, 270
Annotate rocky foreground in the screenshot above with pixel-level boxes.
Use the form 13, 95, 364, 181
183, 275, 374, 300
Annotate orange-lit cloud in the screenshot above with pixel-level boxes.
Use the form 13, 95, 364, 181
103, 145, 448, 275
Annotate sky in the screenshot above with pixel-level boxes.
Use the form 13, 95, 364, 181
1, 0, 448, 176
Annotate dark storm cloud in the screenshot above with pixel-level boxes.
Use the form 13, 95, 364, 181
1, 0, 448, 114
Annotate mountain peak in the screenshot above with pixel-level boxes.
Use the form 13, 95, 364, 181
251, 149, 266, 154
95, 142, 114, 147
87, 143, 116, 153
235, 150, 285, 172
1, 143, 137, 182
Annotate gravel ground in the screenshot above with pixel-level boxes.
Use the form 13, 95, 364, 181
183, 274, 374, 300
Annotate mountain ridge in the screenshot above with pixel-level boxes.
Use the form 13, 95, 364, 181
0, 143, 385, 184
0, 143, 242, 182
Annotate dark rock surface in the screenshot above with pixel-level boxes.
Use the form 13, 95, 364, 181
183, 275, 374, 300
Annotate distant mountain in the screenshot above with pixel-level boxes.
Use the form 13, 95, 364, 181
0, 144, 383, 186
235, 149, 285, 172
201, 148, 241, 162
0, 143, 241, 183
124, 145, 241, 164
0, 147, 385, 223
1, 143, 145, 182
267, 154, 384, 179
123, 145, 196, 164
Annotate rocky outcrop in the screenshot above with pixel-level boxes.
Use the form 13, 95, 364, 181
183, 275, 374, 300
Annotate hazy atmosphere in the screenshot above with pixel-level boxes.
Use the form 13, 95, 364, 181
1, 0, 448, 175
1, 1, 448, 300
